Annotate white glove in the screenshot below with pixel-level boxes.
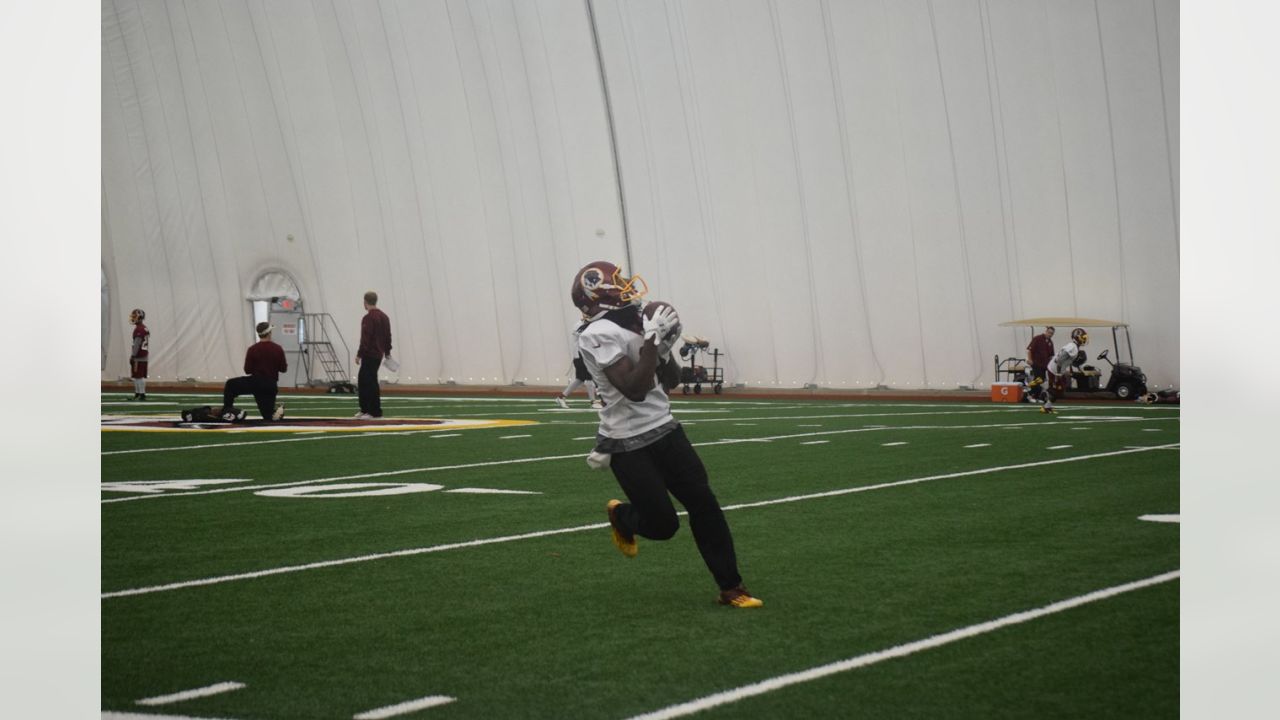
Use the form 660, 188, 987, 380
586, 449, 612, 470
657, 321, 682, 361
643, 305, 680, 346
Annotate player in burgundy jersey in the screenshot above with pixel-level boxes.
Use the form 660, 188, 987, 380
127, 309, 149, 401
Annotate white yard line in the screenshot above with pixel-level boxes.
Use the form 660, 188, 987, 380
353, 695, 457, 719
800, 440, 829, 446
623, 571, 1180, 720
963, 443, 990, 449
498, 435, 532, 440
881, 442, 908, 447
444, 488, 541, 495
101, 444, 1177, 599
103, 707, 240, 712
715, 444, 1179, 513
1047, 445, 1073, 450
136, 682, 245, 706
104, 430, 432, 455
1139, 514, 1180, 523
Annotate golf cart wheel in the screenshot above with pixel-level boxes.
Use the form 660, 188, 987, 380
694, 384, 702, 394
682, 385, 690, 395
1115, 382, 1137, 400
714, 383, 723, 394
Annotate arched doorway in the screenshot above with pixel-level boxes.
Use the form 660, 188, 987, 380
247, 270, 303, 387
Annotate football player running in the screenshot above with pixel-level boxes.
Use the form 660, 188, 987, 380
571, 261, 763, 608
1042, 327, 1088, 414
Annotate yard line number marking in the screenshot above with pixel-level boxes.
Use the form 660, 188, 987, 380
353, 695, 457, 719
136, 681, 245, 706
623, 571, 1180, 720
101, 444, 1178, 599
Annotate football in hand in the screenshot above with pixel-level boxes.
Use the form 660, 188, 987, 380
642, 301, 681, 343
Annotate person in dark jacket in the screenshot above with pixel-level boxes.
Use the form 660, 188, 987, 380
355, 291, 393, 419
1025, 326, 1055, 402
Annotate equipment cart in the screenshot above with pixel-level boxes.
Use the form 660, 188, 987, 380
677, 338, 724, 395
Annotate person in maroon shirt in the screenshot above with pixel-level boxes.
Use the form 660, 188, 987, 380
355, 291, 393, 419
1025, 326, 1055, 401
218, 322, 288, 421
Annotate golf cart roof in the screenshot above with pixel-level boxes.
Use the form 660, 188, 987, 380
999, 317, 1128, 329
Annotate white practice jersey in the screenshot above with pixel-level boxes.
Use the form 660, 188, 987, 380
577, 317, 674, 440
1049, 341, 1081, 376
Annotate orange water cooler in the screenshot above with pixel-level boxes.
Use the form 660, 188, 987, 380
990, 382, 1024, 403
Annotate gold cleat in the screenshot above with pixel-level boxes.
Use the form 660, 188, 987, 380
718, 585, 764, 609
606, 499, 637, 558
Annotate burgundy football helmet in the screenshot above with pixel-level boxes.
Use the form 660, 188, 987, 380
570, 261, 647, 319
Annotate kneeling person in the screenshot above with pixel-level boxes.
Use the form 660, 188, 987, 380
572, 261, 762, 608
220, 322, 288, 421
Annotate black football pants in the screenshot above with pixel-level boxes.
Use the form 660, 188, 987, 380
358, 356, 382, 417
222, 375, 278, 421
608, 426, 744, 591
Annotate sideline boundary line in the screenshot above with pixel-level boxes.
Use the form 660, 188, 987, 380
101, 444, 1177, 599
624, 571, 1180, 720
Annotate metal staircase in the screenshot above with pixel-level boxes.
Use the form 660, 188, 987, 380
297, 313, 356, 393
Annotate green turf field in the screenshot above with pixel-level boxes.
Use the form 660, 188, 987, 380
101, 392, 1178, 719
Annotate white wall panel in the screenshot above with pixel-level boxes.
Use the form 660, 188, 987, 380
103, 0, 1179, 389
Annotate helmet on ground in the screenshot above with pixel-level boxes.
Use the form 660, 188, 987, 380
129, 308, 146, 324
1071, 328, 1088, 345
570, 261, 647, 319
